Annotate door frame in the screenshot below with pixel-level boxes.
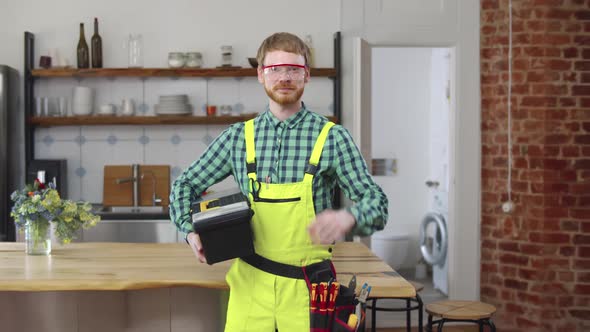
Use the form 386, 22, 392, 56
347, 4, 481, 299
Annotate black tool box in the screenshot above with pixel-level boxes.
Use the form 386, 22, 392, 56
191, 188, 254, 264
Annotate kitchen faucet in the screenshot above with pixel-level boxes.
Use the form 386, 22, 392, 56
140, 170, 162, 206
115, 164, 140, 208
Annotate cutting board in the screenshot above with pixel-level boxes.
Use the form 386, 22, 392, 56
103, 165, 170, 207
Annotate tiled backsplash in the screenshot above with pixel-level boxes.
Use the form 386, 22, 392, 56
34, 78, 333, 203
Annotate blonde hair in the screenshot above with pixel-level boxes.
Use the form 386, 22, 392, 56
256, 32, 310, 67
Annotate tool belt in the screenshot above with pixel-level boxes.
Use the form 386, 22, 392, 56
242, 254, 366, 332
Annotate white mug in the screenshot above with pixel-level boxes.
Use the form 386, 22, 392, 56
121, 99, 135, 116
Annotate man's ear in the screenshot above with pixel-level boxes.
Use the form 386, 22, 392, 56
304, 67, 310, 84
257, 66, 264, 84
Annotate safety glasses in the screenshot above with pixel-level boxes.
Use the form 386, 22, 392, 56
261, 64, 307, 81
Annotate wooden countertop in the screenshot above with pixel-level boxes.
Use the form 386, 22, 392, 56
0, 242, 415, 298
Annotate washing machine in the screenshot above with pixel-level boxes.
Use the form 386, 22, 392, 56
419, 191, 449, 295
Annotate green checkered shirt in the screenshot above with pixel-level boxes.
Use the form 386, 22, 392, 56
169, 105, 388, 237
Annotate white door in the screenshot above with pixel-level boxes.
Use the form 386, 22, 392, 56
351, 37, 372, 167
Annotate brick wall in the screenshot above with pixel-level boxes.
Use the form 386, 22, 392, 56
480, 0, 590, 331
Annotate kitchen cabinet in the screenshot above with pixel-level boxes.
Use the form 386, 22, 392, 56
81, 219, 182, 243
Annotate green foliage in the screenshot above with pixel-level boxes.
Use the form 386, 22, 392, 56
10, 180, 100, 244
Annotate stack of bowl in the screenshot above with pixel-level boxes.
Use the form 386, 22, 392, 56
72, 86, 93, 115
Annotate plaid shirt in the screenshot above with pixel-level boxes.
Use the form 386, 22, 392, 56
169, 105, 388, 236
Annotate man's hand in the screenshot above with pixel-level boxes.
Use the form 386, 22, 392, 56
186, 232, 207, 263
308, 209, 356, 244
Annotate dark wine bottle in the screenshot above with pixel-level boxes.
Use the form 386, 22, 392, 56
77, 23, 89, 68
91, 18, 103, 68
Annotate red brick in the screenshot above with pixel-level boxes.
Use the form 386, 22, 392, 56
543, 158, 569, 169
583, 122, 590, 131
530, 232, 571, 244
481, 0, 499, 10
505, 278, 529, 291
577, 135, 590, 144
564, 47, 580, 58
574, 234, 590, 245
578, 272, 590, 282
561, 220, 580, 231
575, 284, 590, 294
573, 85, 590, 95
527, 20, 546, 32
576, 61, 590, 71
566, 22, 582, 32
583, 73, 590, 82
572, 209, 590, 219
521, 96, 557, 107
560, 246, 576, 256
583, 222, 590, 232
575, 36, 590, 45
584, 49, 590, 59
579, 246, 590, 257
574, 159, 590, 169
562, 146, 580, 157
570, 310, 590, 320
574, 259, 590, 269
532, 84, 568, 95
575, 10, 590, 20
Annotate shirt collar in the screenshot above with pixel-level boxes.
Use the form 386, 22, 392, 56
262, 102, 309, 129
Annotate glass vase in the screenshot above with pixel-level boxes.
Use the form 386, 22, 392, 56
24, 219, 52, 255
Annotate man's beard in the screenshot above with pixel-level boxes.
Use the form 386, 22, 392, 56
264, 82, 304, 105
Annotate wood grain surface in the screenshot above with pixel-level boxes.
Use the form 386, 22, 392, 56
0, 242, 415, 298
103, 165, 170, 207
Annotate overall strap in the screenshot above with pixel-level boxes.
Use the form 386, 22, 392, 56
303, 121, 335, 183
244, 119, 257, 181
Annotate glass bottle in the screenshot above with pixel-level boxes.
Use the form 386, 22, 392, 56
221, 45, 232, 67
304, 35, 315, 67
127, 34, 143, 68
77, 23, 90, 68
91, 18, 103, 68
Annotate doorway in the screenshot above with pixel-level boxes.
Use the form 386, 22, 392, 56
369, 46, 453, 327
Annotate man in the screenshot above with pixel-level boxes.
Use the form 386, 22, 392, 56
170, 32, 387, 332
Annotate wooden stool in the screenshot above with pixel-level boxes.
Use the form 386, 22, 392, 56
425, 300, 496, 332
367, 280, 424, 332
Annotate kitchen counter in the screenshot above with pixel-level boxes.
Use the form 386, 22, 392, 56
0, 241, 415, 298
92, 204, 170, 220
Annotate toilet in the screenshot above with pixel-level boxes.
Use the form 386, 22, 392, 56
370, 232, 410, 270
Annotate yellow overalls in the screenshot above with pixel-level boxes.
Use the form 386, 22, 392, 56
224, 119, 335, 332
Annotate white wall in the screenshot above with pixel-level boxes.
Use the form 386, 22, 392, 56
371, 47, 432, 269
0, 0, 338, 201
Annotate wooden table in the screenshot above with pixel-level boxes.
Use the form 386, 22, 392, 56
0, 241, 415, 298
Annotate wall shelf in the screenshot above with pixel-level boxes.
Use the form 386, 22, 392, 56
29, 114, 338, 127
30, 67, 337, 78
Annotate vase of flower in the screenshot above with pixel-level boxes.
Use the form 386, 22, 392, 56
11, 179, 101, 255
24, 218, 52, 255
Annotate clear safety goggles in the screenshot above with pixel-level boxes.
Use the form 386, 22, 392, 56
261, 64, 307, 81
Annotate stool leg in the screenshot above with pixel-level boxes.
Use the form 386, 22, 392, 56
416, 294, 423, 332
406, 298, 411, 332
438, 318, 445, 332
487, 319, 496, 332
478, 320, 484, 332
426, 314, 433, 332
371, 299, 377, 332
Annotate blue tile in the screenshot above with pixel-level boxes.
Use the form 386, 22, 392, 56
138, 103, 149, 114
171, 166, 182, 179
75, 167, 86, 178
42, 135, 54, 146
74, 135, 86, 146
234, 102, 244, 115
202, 134, 213, 146
107, 135, 118, 145
170, 134, 181, 145
139, 135, 150, 145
